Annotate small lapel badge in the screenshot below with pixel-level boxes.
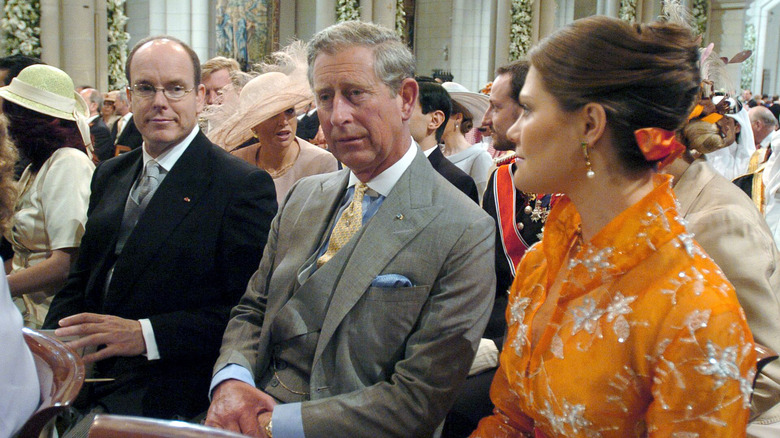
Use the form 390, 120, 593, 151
183, 197, 191, 202
395, 213, 404, 220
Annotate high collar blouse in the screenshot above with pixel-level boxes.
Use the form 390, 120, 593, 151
472, 174, 755, 438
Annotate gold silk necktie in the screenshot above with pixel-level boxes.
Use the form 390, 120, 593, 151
317, 183, 368, 267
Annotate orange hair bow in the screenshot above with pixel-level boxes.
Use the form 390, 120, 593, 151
634, 127, 686, 169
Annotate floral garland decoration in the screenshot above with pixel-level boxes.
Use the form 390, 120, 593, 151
337, 0, 360, 22
396, 0, 407, 41
618, 0, 637, 23
0, 0, 41, 57
741, 22, 755, 92
509, 0, 532, 60
691, 0, 708, 38
107, 0, 130, 89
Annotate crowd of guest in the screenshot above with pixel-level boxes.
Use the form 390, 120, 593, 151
1, 8, 779, 438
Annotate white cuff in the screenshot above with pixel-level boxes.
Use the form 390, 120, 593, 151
139, 318, 160, 361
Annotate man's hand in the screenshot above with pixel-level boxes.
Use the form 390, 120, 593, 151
205, 379, 277, 437
258, 412, 273, 438
55, 313, 146, 363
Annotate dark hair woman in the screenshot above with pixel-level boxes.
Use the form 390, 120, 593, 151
0, 64, 95, 328
472, 16, 754, 437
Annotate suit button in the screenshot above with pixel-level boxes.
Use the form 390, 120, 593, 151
276, 360, 287, 370
270, 377, 279, 387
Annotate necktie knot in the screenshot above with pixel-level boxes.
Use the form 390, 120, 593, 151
317, 182, 369, 267
135, 161, 161, 205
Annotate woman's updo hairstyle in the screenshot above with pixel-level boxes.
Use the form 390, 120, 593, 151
451, 100, 474, 135
529, 15, 700, 173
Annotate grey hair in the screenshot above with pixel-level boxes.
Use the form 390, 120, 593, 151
307, 21, 415, 94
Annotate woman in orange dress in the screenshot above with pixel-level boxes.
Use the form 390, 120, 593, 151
471, 16, 755, 438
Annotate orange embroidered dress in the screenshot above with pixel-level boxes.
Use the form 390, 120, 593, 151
472, 175, 755, 438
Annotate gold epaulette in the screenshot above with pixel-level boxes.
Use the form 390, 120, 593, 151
493, 151, 517, 167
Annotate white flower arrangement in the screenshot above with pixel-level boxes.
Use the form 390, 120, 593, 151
0, 0, 41, 57
509, 0, 532, 60
691, 0, 708, 38
741, 22, 755, 92
619, 0, 637, 23
337, 0, 360, 22
107, 0, 130, 89
396, 0, 406, 41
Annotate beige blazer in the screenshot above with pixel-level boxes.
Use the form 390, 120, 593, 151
674, 157, 780, 424
215, 150, 496, 437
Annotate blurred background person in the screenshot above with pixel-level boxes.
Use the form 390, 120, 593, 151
201, 56, 240, 106
668, 103, 780, 436
101, 90, 119, 129
207, 42, 337, 202
441, 81, 492, 202
0, 64, 94, 328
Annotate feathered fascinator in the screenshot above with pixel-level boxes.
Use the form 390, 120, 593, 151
205, 41, 312, 151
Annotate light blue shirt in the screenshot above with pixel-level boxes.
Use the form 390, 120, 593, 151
209, 141, 418, 438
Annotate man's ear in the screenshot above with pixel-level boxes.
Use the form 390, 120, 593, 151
398, 78, 418, 121
580, 102, 607, 146
430, 110, 445, 131
195, 83, 206, 113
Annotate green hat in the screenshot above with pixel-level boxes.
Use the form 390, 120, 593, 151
0, 64, 93, 150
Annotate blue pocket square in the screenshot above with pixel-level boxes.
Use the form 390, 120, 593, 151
371, 274, 413, 288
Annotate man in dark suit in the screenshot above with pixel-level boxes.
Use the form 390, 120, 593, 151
205, 21, 494, 438
112, 90, 143, 153
80, 88, 114, 162
43, 35, 277, 421
411, 78, 479, 203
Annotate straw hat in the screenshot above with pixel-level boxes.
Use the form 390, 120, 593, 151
441, 81, 489, 123
206, 42, 312, 150
0, 64, 92, 150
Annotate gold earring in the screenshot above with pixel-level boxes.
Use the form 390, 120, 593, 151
581, 141, 595, 178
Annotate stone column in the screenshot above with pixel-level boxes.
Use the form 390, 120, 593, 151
494, 0, 511, 66
39, 0, 61, 67
360, 0, 373, 21
316, 0, 336, 31
597, 0, 619, 17
538, 0, 557, 41
372, 0, 396, 30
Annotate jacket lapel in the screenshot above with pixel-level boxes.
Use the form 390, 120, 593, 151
313, 151, 443, 366
108, 133, 212, 298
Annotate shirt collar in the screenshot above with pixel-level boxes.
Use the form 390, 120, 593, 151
88, 114, 99, 123
347, 138, 418, 197
141, 125, 199, 172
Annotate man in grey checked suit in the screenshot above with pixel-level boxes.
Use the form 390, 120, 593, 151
205, 21, 495, 438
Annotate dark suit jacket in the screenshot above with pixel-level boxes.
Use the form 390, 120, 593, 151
90, 117, 114, 162
295, 110, 320, 141
427, 146, 479, 204
114, 116, 144, 152
43, 131, 277, 419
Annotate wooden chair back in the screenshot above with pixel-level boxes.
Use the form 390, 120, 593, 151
16, 328, 85, 438
88, 414, 249, 438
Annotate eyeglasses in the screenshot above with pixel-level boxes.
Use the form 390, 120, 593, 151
129, 83, 194, 100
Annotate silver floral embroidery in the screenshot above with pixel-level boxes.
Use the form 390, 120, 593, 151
509, 296, 532, 326
695, 341, 740, 389
683, 309, 710, 333
571, 297, 604, 336
604, 292, 635, 342
568, 246, 615, 275
509, 297, 532, 356
675, 232, 704, 259
550, 333, 564, 359
540, 400, 595, 436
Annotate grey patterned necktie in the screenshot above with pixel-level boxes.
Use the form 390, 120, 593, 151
132, 160, 161, 210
